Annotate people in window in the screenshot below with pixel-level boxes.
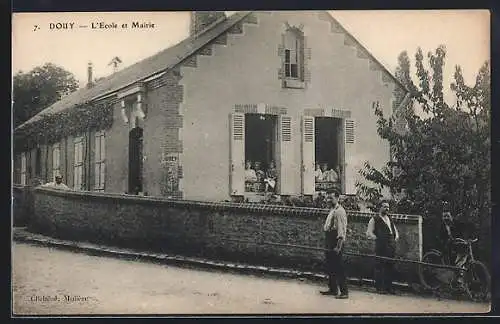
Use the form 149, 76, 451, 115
319, 163, 329, 182
254, 161, 266, 183
245, 161, 258, 183
42, 175, 71, 190
264, 160, 278, 193
315, 163, 323, 182
324, 165, 339, 183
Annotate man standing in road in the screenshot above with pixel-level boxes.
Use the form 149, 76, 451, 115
320, 189, 349, 299
366, 200, 399, 294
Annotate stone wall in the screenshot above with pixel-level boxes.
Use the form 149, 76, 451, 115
12, 185, 33, 227
28, 187, 423, 283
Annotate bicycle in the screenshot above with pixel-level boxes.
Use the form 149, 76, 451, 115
418, 238, 491, 302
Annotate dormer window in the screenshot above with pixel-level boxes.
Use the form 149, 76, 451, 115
279, 25, 310, 89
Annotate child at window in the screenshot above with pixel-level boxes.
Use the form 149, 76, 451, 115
320, 163, 329, 182
315, 163, 323, 182
264, 160, 278, 193
245, 161, 258, 182
325, 165, 339, 183
254, 161, 266, 182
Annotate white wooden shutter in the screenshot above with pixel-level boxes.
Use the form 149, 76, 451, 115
344, 118, 357, 195
301, 116, 315, 195
229, 113, 245, 196
278, 115, 294, 195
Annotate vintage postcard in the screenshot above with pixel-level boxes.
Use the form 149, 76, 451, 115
12, 10, 491, 316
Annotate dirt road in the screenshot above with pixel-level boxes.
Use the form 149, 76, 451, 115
12, 242, 490, 315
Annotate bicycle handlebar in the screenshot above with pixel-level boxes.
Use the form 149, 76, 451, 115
453, 238, 478, 244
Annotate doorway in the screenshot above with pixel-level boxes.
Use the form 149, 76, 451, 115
244, 113, 278, 192
128, 127, 143, 194
314, 117, 342, 192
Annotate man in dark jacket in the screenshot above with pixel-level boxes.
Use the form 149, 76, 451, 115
438, 204, 468, 285
366, 201, 399, 294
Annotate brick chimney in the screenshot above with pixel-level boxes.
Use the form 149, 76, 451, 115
86, 62, 93, 89
189, 11, 226, 37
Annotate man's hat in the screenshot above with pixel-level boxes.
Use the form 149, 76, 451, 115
442, 200, 451, 212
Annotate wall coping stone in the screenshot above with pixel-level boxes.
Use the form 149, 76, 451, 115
33, 187, 422, 224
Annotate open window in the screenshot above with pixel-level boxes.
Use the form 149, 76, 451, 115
244, 113, 278, 194
314, 117, 342, 192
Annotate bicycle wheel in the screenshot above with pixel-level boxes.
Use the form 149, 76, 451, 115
464, 260, 491, 302
419, 251, 444, 291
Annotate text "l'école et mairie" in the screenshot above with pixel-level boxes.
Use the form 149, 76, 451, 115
48, 21, 155, 30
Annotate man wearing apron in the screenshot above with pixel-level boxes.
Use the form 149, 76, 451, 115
320, 189, 349, 299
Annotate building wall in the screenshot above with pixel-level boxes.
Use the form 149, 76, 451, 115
142, 70, 184, 198
29, 187, 423, 283
105, 101, 129, 194
13, 12, 401, 201
180, 11, 397, 201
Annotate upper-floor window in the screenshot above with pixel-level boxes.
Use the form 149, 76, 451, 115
74, 135, 84, 190
284, 28, 304, 81
279, 26, 309, 89
94, 131, 106, 191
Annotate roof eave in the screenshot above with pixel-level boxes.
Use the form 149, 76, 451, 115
15, 12, 252, 133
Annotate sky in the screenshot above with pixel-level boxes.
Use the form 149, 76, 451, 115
12, 10, 490, 104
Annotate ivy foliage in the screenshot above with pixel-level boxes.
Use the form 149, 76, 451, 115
14, 101, 114, 150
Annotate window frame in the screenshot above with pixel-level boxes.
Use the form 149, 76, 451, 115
73, 135, 84, 190
94, 130, 106, 191
20, 152, 27, 185
52, 142, 61, 179
282, 28, 304, 87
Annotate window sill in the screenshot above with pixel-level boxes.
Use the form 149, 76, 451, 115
283, 79, 305, 89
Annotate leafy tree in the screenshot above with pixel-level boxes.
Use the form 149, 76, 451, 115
357, 45, 490, 260
13, 63, 79, 128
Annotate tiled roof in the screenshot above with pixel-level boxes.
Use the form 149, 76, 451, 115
16, 11, 251, 130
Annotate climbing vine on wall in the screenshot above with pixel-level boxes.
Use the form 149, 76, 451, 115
14, 101, 114, 151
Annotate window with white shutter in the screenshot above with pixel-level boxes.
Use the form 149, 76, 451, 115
243, 113, 279, 194
20, 152, 27, 185
94, 131, 106, 191
301, 116, 315, 195
229, 113, 245, 196
52, 143, 61, 179
344, 118, 357, 195
73, 135, 85, 190
314, 117, 342, 193
278, 115, 294, 195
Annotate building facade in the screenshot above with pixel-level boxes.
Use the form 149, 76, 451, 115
13, 11, 409, 202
